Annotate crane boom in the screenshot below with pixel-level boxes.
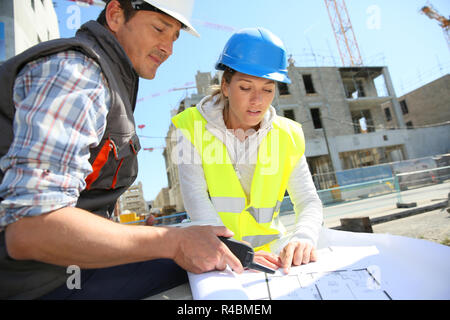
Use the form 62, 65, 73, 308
324, 0, 363, 66
67, 0, 105, 7
420, 5, 450, 52
421, 6, 450, 28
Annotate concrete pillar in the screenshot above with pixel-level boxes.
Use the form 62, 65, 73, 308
321, 114, 342, 173
328, 137, 342, 172
382, 66, 405, 128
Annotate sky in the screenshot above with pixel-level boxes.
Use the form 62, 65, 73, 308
52, 0, 450, 201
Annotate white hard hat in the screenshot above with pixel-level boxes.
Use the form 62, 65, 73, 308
132, 0, 199, 37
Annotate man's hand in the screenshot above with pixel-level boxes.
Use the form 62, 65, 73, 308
279, 240, 317, 274
171, 225, 244, 274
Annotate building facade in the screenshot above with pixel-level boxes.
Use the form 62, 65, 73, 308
382, 74, 450, 129
274, 63, 412, 187
161, 71, 215, 212
116, 181, 148, 215
153, 187, 171, 210
0, 0, 60, 62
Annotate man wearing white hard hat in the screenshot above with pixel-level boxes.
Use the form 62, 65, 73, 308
0, 0, 243, 299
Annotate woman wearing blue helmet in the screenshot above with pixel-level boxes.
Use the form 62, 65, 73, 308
172, 28, 323, 273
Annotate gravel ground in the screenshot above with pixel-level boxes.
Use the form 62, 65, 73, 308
372, 208, 450, 246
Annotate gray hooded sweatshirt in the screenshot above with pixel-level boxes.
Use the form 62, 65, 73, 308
176, 95, 323, 253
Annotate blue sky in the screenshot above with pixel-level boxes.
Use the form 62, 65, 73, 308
53, 0, 450, 201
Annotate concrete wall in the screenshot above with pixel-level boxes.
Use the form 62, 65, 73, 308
153, 187, 170, 209
401, 125, 450, 159
305, 125, 449, 168
400, 74, 450, 127
382, 74, 450, 130
276, 66, 354, 140
333, 129, 408, 153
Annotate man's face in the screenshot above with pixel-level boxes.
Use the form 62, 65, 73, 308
111, 7, 181, 79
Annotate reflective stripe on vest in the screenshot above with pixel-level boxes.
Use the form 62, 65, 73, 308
247, 200, 283, 224
242, 234, 282, 248
212, 197, 282, 224
172, 107, 305, 251
211, 197, 245, 214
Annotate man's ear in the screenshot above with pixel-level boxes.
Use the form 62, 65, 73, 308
105, 0, 126, 33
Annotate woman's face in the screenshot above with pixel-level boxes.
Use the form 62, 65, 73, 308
222, 71, 276, 131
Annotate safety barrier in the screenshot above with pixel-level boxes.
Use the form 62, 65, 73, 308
280, 165, 450, 212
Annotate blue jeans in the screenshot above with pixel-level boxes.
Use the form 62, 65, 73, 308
40, 259, 188, 300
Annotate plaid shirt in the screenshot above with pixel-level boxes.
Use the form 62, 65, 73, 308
0, 50, 111, 230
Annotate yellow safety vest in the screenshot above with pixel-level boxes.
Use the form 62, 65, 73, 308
172, 107, 305, 252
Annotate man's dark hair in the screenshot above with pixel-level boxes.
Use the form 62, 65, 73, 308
97, 0, 137, 26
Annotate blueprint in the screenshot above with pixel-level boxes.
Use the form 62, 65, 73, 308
232, 246, 391, 300
187, 228, 450, 300
265, 246, 391, 300
266, 269, 390, 300
189, 245, 392, 300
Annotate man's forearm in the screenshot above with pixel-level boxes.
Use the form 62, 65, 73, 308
4, 207, 176, 268
5, 206, 244, 274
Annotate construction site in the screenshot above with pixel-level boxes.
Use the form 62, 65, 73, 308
153, 1, 450, 223
125, 1, 450, 224
2, 0, 448, 227
1, 0, 450, 303
130, 1, 450, 227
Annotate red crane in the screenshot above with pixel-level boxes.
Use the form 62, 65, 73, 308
421, 4, 450, 52
324, 0, 363, 66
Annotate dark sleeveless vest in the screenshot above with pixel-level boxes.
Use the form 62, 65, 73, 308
0, 21, 141, 299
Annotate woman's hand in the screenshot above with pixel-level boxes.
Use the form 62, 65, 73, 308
253, 250, 281, 271
279, 240, 317, 274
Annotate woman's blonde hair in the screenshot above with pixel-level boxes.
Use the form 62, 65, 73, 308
205, 67, 236, 107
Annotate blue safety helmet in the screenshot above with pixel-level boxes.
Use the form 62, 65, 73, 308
215, 28, 291, 84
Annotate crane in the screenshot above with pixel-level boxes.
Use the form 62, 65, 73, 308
420, 4, 450, 52
324, 0, 363, 66
67, 0, 105, 7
